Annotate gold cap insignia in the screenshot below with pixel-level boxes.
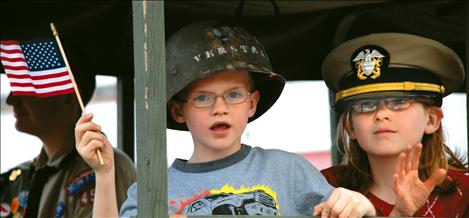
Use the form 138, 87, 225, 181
351, 45, 389, 80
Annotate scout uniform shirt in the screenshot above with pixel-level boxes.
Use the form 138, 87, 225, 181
0, 146, 136, 218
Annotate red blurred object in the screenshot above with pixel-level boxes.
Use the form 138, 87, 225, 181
299, 151, 332, 170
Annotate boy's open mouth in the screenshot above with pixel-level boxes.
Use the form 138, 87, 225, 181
210, 122, 231, 130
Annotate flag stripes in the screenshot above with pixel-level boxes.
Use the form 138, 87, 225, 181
0, 39, 74, 97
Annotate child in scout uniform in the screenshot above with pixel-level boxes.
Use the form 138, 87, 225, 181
320, 32, 469, 217
75, 21, 378, 217
0, 71, 136, 218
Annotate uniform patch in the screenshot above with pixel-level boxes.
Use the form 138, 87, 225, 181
8, 169, 21, 182
17, 192, 27, 209
10, 198, 18, 214
79, 189, 95, 207
54, 202, 64, 218
65, 168, 95, 196
6, 191, 28, 218
1, 203, 11, 217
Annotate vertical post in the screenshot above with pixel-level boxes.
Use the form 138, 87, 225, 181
117, 76, 135, 161
466, 1, 468, 162
328, 90, 341, 165
133, 1, 167, 217
327, 13, 360, 165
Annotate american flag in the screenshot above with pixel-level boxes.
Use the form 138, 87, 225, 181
0, 39, 74, 97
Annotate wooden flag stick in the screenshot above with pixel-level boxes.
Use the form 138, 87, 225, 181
50, 23, 104, 166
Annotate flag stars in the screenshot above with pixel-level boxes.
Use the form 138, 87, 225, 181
20, 39, 65, 70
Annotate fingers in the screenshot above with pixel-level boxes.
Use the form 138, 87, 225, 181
404, 145, 413, 172
396, 152, 406, 178
398, 143, 423, 176
80, 131, 106, 149
329, 193, 352, 217
81, 139, 105, 158
77, 130, 107, 159
76, 113, 93, 126
313, 202, 324, 216
340, 196, 366, 218
392, 173, 405, 199
75, 113, 107, 159
410, 143, 423, 170
424, 168, 446, 190
320, 188, 340, 217
320, 188, 373, 218
394, 143, 424, 191
75, 113, 101, 146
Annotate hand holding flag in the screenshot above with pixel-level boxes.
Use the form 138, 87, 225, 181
50, 23, 104, 165
0, 23, 104, 165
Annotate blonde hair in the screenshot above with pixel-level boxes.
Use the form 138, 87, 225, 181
336, 103, 467, 194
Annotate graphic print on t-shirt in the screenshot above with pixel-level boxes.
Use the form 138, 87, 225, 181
170, 184, 279, 216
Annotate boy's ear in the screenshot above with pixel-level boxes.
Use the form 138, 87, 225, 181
424, 107, 443, 134
169, 101, 186, 123
247, 90, 260, 118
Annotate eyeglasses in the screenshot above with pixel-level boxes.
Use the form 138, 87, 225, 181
350, 97, 430, 113
181, 88, 251, 108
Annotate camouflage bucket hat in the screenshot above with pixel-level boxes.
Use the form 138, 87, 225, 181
166, 21, 285, 131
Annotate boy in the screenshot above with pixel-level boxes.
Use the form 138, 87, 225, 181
75, 21, 376, 217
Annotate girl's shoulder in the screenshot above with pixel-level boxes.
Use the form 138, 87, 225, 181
321, 165, 347, 174
320, 165, 348, 177
447, 170, 469, 189
320, 165, 348, 187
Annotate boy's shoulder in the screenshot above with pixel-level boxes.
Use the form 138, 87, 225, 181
248, 146, 311, 166
250, 146, 301, 158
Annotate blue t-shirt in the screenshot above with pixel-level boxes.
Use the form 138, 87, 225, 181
120, 144, 333, 216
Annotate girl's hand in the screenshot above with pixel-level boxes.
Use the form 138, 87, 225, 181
390, 143, 446, 216
75, 113, 115, 175
313, 187, 376, 217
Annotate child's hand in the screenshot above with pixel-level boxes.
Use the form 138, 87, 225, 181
75, 113, 115, 175
390, 143, 446, 216
313, 187, 376, 217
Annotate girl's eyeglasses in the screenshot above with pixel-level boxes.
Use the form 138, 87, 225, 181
350, 97, 433, 113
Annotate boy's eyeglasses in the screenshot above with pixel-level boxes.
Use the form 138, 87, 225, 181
350, 97, 431, 113
181, 88, 251, 108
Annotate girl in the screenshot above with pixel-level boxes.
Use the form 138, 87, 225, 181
320, 32, 468, 217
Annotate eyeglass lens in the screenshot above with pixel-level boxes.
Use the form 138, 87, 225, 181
188, 88, 250, 108
351, 98, 414, 113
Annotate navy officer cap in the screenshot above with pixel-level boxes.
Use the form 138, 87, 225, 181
321, 33, 465, 112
